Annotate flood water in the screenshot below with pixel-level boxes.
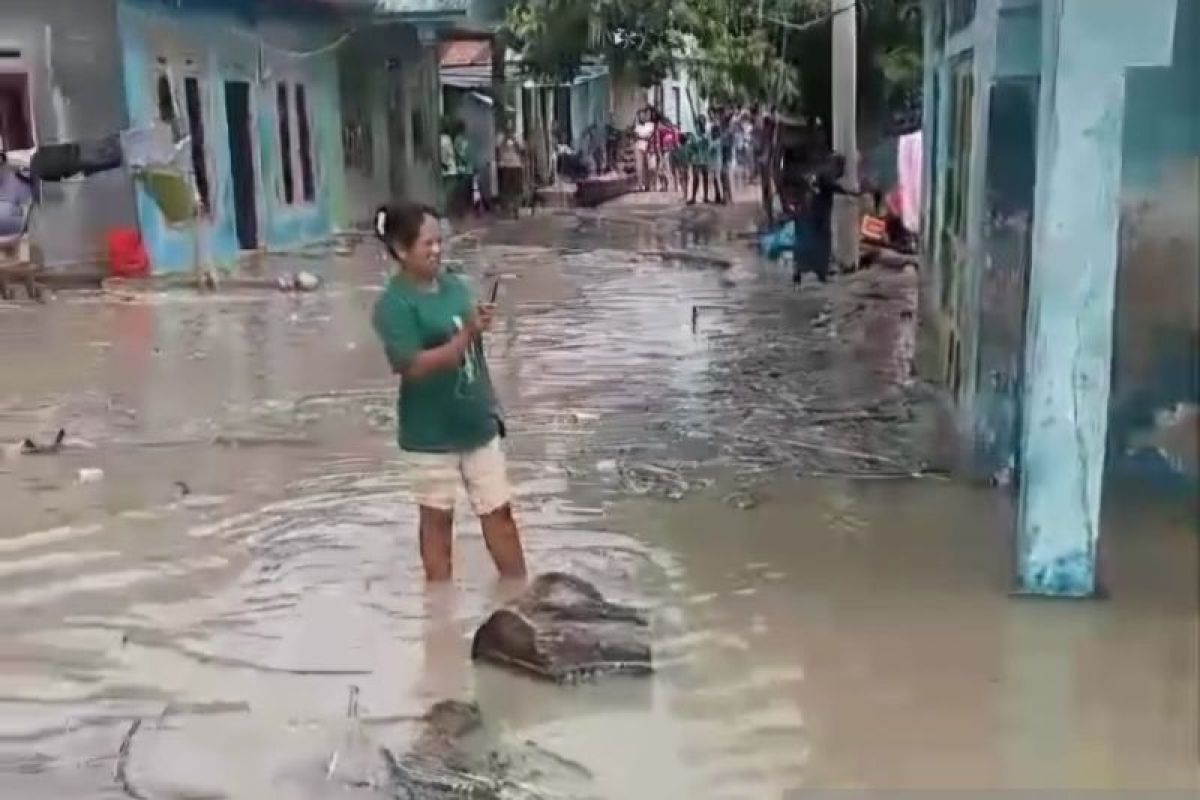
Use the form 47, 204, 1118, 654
1, 203, 1196, 797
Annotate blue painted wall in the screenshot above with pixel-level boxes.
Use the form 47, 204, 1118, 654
117, 0, 346, 273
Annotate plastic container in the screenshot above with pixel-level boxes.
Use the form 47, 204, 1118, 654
105, 227, 150, 278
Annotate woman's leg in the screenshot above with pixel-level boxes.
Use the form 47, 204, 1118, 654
410, 452, 459, 581
479, 505, 526, 580
464, 439, 527, 580
419, 507, 454, 581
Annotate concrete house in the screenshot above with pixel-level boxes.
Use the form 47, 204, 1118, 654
117, 0, 365, 272
0, 0, 469, 275
918, 0, 1198, 596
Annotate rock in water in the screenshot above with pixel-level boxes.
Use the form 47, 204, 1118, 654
471, 573, 652, 682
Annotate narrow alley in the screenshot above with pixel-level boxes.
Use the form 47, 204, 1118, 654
1, 200, 1195, 797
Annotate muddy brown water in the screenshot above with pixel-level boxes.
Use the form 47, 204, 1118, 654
0, 206, 1196, 797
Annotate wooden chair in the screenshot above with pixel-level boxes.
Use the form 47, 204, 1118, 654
0, 200, 43, 302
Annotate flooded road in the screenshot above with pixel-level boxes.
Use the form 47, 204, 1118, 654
1, 203, 1196, 797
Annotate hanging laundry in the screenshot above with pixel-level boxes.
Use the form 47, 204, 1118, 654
29, 134, 124, 182
896, 131, 923, 235
79, 135, 123, 176
30, 143, 82, 182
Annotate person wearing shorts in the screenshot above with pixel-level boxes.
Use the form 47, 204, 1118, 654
372, 202, 527, 582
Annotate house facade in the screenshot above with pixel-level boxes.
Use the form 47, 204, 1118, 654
918, 0, 1198, 596
117, 0, 355, 272
0, 0, 137, 272
1, 0, 476, 274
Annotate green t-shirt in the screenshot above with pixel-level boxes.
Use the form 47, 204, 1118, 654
372, 272, 498, 453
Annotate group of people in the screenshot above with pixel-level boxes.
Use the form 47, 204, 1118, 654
632, 105, 759, 205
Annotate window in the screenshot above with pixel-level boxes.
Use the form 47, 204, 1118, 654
939, 54, 975, 314
294, 84, 315, 202
155, 72, 186, 142
411, 107, 426, 155
948, 0, 977, 34
0, 72, 34, 150
183, 76, 211, 214
276, 83, 295, 204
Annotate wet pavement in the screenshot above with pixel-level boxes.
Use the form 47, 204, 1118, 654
0, 199, 1197, 797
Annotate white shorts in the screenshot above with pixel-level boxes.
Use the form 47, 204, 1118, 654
403, 437, 512, 516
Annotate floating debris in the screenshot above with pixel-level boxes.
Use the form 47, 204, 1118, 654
722, 487, 762, 511
77, 468, 105, 484
21, 428, 65, 455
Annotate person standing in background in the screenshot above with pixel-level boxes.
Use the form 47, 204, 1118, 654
718, 110, 735, 204
496, 124, 525, 219
671, 132, 691, 199
707, 122, 725, 205
687, 115, 710, 205
634, 110, 655, 192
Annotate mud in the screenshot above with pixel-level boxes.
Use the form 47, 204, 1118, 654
0, 199, 1196, 797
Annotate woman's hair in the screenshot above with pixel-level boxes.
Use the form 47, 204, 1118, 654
374, 202, 439, 261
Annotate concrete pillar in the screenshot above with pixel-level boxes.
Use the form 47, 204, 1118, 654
1016, 0, 1179, 596
831, 0, 859, 271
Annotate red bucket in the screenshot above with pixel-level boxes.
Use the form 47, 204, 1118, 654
106, 227, 150, 279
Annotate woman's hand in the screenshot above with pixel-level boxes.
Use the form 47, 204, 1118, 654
466, 303, 496, 337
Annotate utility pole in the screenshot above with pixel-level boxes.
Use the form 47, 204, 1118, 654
831, 0, 859, 272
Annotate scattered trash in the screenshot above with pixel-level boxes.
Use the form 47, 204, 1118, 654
114, 719, 145, 800
722, 487, 762, 510
326, 685, 381, 789
78, 468, 105, 484
276, 271, 321, 292
21, 428, 65, 455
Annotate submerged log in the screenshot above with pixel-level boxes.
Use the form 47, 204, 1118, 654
471, 573, 652, 683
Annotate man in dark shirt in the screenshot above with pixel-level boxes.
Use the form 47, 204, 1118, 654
794, 152, 857, 285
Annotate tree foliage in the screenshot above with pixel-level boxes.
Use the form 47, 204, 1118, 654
504, 0, 923, 130
503, 0, 682, 86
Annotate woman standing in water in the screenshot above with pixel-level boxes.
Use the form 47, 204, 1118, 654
372, 203, 527, 582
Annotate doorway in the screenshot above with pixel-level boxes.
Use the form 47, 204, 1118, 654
224, 80, 258, 250
0, 72, 34, 151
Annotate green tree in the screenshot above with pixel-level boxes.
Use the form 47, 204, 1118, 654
503, 0, 683, 86
676, 0, 819, 111
504, 0, 923, 131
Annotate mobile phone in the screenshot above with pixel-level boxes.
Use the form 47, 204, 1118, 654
488, 278, 501, 304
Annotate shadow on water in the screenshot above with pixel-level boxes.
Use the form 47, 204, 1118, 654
0, 203, 1195, 796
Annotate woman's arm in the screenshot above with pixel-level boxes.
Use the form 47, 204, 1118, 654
402, 326, 474, 380
375, 296, 486, 381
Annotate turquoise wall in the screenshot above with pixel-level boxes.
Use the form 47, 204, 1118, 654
117, 0, 346, 273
